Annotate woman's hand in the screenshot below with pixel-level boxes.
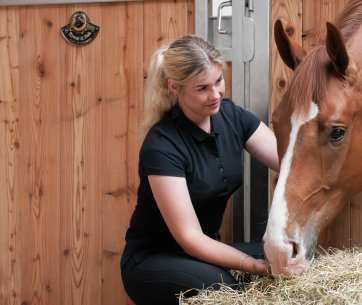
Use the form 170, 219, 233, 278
246, 258, 271, 276
255, 259, 271, 276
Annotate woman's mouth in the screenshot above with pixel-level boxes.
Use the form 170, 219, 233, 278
207, 101, 220, 108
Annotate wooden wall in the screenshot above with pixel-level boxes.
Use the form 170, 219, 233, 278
271, 0, 362, 249
0, 1, 194, 304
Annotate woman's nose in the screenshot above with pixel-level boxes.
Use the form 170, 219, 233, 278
209, 86, 220, 99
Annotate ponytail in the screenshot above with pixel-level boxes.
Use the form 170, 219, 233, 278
141, 46, 177, 138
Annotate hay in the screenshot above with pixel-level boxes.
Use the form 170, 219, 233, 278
179, 247, 362, 305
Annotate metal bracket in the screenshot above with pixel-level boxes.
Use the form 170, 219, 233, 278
217, 1, 232, 34
242, 16, 255, 62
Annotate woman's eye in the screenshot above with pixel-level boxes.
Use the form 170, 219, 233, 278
328, 127, 346, 143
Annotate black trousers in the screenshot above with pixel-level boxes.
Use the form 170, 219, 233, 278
121, 242, 264, 305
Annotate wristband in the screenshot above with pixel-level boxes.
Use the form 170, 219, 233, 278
240, 255, 251, 270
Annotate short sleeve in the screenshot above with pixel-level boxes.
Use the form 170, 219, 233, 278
140, 128, 186, 177
235, 104, 261, 142
219, 99, 261, 145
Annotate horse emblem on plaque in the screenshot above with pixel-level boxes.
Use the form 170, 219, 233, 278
61, 11, 99, 46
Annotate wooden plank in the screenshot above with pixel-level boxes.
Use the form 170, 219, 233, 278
334, 0, 352, 17
0, 7, 21, 305
99, 2, 143, 304
18, 5, 62, 305
17, 9, 34, 301
319, 205, 351, 250
0, 0, 142, 6
220, 63, 232, 243
36, 7, 62, 304
271, 0, 302, 117
351, 193, 362, 246
302, 0, 336, 51
187, 0, 195, 34
143, 0, 191, 74
59, 4, 102, 305
302, 0, 352, 51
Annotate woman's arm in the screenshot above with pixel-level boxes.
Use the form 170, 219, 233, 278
148, 175, 270, 275
245, 121, 279, 172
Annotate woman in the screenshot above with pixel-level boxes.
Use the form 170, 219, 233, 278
121, 35, 279, 305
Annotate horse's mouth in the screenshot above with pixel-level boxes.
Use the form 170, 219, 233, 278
264, 240, 316, 276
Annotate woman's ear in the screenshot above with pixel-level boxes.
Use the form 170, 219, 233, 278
168, 79, 180, 96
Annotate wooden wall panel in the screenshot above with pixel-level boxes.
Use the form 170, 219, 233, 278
351, 194, 362, 245
0, 1, 194, 305
0, 7, 21, 305
19, 6, 62, 305
302, 0, 351, 50
99, 3, 143, 305
271, 0, 362, 249
59, 4, 102, 305
271, 0, 302, 114
143, 0, 193, 74
219, 63, 232, 243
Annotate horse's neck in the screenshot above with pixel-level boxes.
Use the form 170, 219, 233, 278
347, 24, 362, 68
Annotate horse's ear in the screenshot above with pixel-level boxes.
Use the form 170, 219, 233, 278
326, 22, 349, 75
274, 19, 307, 70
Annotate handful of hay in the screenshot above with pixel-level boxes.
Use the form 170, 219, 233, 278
179, 247, 362, 305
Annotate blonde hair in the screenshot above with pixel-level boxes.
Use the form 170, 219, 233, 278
142, 35, 226, 137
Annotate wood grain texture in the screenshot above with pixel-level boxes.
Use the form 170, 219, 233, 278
0, 0, 141, 6
271, 0, 302, 120
351, 194, 362, 246
219, 63, 232, 243
302, 0, 351, 50
0, 1, 194, 305
99, 2, 143, 304
0, 7, 21, 305
143, 0, 190, 75
18, 5, 62, 305
59, 4, 102, 305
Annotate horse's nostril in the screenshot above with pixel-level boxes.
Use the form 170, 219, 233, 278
291, 242, 298, 258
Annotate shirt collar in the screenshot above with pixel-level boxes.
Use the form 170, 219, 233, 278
175, 107, 222, 142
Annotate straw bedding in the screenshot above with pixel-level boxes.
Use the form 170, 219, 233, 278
179, 247, 362, 305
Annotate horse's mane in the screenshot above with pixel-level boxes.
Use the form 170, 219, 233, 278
284, 0, 362, 115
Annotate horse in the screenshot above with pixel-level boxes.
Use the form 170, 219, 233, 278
263, 0, 362, 276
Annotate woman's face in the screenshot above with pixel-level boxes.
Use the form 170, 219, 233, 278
174, 64, 225, 123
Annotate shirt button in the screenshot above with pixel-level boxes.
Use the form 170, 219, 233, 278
223, 178, 227, 183
216, 157, 220, 162
219, 167, 224, 173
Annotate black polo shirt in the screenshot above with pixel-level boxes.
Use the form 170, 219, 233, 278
121, 98, 260, 266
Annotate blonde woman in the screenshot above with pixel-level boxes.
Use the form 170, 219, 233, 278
121, 35, 279, 305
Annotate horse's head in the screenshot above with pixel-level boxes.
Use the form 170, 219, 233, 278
263, 19, 362, 276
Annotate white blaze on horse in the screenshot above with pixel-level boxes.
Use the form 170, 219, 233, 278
263, 0, 362, 276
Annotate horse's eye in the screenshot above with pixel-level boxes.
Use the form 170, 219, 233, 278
329, 127, 345, 143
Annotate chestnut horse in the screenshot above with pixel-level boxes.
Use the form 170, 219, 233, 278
263, 0, 362, 275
